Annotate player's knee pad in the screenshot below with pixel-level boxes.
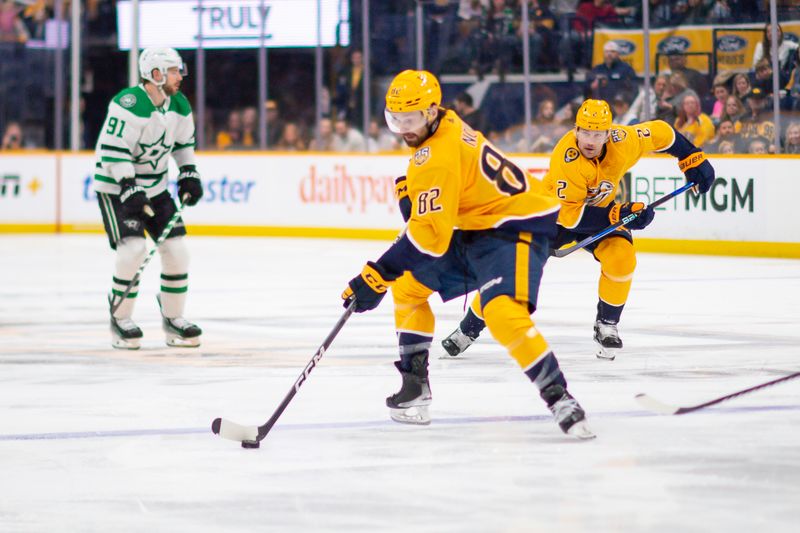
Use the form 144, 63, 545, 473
115, 237, 147, 275
392, 272, 435, 336
483, 295, 550, 369
158, 236, 190, 273
595, 236, 636, 281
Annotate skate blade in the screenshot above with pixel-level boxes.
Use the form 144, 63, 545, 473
112, 339, 141, 350
112, 332, 141, 349
566, 420, 596, 440
390, 405, 431, 425
595, 343, 617, 361
166, 334, 201, 348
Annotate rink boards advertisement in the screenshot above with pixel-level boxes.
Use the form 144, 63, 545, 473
0, 152, 798, 258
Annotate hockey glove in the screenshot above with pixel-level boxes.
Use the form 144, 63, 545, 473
609, 202, 655, 230
342, 261, 393, 313
679, 152, 715, 194
119, 178, 153, 219
394, 175, 411, 223
177, 165, 203, 206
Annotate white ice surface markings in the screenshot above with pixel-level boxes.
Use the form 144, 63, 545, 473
1, 235, 799, 533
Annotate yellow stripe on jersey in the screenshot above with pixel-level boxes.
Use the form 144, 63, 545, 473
403, 111, 560, 257
514, 232, 532, 302
544, 120, 676, 229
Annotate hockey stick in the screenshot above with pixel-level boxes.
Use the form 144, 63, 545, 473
553, 182, 695, 258
212, 299, 357, 448
635, 371, 800, 415
108, 195, 189, 316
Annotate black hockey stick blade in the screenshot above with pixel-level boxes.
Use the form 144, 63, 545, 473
211, 300, 356, 448
635, 370, 800, 415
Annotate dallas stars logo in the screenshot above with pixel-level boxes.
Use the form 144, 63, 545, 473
135, 132, 172, 170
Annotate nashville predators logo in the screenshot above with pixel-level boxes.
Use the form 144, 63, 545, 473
414, 147, 430, 166
586, 180, 615, 206
564, 147, 579, 163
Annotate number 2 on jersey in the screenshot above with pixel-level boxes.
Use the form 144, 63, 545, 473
106, 117, 126, 138
480, 143, 527, 196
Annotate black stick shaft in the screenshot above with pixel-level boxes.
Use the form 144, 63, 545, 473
256, 300, 356, 440
676, 371, 800, 414
554, 182, 695, 258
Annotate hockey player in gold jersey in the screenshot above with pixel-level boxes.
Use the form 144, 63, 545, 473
441, 99, 715, 360
341, 70, 594, 439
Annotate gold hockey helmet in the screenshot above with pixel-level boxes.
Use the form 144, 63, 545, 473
384, 70, 442, 134
385, 70, 442, 113
575, 99, 613, 131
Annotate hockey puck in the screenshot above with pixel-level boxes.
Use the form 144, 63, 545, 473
211, 418, 221, 434
241, 440, 260, 449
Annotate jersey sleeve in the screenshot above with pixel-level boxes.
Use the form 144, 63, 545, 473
95, 103, 143, 181
631, 119, 676, 153
544, 152, 589, 229
404, 163, 460, 257
375, 162, 460, 277
170, 93, 197, 168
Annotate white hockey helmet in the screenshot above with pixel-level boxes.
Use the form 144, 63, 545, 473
138, 47, 186, 86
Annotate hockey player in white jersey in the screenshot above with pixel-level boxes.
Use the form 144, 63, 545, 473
94, 47, 204, 349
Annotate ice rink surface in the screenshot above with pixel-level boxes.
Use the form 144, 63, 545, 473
1, 234, 798, 533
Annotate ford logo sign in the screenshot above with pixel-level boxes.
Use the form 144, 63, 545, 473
616, 40, 636, 55
658, 36, 690, 54
716, 35, 747, 52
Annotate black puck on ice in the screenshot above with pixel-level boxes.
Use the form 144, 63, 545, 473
211, 418, 221, 434
241, 440, 261, 449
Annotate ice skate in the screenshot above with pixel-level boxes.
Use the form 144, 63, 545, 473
386, 355, 432, 425
540, 383, 595, 440
162, 316, 202, 347
440, 326, 475, 358
157, 294, 202, 347
110, 316, 143, 350
593, 319, 622, 361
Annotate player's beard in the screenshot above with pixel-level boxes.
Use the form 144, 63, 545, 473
402, 126, 430, 148
163, 82, 179, 96
402, 133, 422, 147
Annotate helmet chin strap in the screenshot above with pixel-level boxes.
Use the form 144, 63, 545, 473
143, 69, 169, 106
144, 66, 168, 88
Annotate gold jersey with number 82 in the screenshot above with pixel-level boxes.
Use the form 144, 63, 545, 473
402, 110, 561, 258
